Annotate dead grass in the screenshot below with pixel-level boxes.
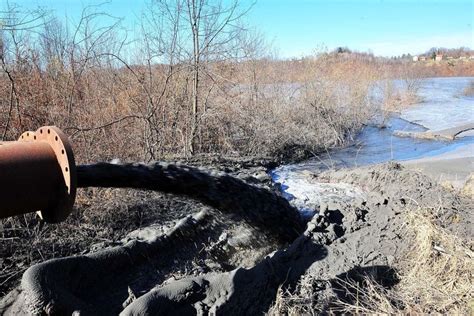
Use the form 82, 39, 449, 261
336, 209, 473, 314
329, 276, 402, 314
267, 276, 321, 316
0, 188, 193, 296
268, 206, 474, 315
395, 209, 473, 314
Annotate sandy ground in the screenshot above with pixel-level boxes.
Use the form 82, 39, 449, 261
403, 143, 474, 190
396, 76, 474, 189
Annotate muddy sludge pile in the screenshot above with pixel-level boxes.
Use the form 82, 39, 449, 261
1, 161, 472, 315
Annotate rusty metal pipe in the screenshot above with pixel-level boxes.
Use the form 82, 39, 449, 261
0, 126, 76, 223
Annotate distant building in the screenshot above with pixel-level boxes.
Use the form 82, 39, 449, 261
419, 56, 427, 61
435, 54, 444, 61
413, 56, 419, 61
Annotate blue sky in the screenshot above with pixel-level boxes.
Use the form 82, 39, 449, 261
247, 0, 473, 57
6, 0, 474, 57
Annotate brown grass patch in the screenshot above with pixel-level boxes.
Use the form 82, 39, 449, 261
331, 208, 473, 314
268, 207, 473, 314
395, 209, 473, 313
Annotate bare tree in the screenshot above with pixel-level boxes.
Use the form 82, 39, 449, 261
0, 2, 47, 139
144, 0, 253, 155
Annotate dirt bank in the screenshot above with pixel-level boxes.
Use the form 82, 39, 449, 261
402, 143, 474, 191
1, 161, 472, 315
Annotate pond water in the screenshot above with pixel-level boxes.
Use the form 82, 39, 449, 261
401, 77, 474, 131
271, 77, 474, 214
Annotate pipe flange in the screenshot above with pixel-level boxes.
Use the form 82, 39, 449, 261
18, 127, 77, 223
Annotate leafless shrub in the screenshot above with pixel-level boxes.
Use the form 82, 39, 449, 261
214, 53, 380, 157
378, 62, 423, 114
1, 2, 384, 163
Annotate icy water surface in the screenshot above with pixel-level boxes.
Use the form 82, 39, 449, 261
272, 77, 474, 214
401, 77, 474, 131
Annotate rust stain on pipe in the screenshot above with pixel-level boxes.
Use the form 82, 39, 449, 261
0, 126, 76, 223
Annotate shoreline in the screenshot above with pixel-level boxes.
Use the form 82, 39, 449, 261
402, 143, 474, 190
